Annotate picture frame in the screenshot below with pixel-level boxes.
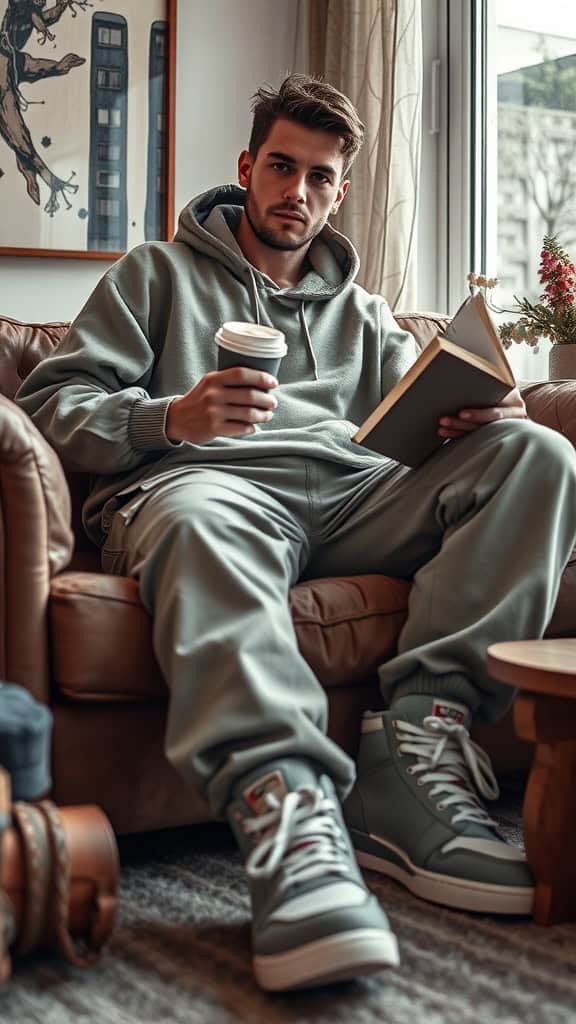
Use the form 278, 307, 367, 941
0, 0, 176, 260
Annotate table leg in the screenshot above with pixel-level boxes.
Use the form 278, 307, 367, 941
514, 693, 576, 925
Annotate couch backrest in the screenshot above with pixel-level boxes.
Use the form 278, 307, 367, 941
0, 315, 69, 402
0, 309, 449, 554
0, 310, 449, 403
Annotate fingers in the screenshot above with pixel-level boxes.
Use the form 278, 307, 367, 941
221, 421, 260, 436
438, 421, 476, 439
219, 403, 276, 437
165, 371, 278, 444
223, 387, 278, 411
438, 395, 528, 438
215, 367, 279, 391
223, 405, 275, 426
456, 388, 527, 423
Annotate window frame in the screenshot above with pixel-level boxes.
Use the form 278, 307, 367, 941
420, 1, 498, 313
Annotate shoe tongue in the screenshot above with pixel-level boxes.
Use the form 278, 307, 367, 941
391, 694, 471, 729
241, 769, 289, 817
234, 760, 319, 817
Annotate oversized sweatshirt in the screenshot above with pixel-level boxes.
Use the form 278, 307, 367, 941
16, 185, 419, 545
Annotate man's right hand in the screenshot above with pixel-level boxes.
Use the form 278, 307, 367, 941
165, 367, 279, 444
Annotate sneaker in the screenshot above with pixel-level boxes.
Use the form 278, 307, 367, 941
226, 759, 399, 991
344, 696, 534, 915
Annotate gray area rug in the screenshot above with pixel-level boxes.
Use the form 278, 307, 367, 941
1, 779, 575, 1024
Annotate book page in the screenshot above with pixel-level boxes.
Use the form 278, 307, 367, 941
442, 293, 514, 383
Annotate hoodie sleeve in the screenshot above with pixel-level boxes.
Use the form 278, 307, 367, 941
379, 300, 420, 396
15, 269, 178, 475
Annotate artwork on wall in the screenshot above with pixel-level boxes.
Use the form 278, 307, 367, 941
0, 0, 175, 259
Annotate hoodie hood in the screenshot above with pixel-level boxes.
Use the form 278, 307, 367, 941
174, 185, 361, 381
174, 184, 360, 304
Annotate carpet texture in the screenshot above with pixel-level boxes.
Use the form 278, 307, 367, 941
0, 781, 575, 1024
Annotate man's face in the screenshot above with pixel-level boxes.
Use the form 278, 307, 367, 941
237, 118, 349, 252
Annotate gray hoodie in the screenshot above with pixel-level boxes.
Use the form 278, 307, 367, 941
16, 185, 418, 544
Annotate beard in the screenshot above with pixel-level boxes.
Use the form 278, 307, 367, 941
243, 188, 321, 252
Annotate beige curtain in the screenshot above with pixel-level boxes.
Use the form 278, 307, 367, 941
309, 0, 422, 310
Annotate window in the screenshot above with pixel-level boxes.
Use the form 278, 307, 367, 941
97, 68, 123, 90
495, 2, 576, 378
97, 143, 121, 161
424, 2, 576, 379
96, 170, 120, 188
97, 27, 122, 47
97, 198, 120, 217
97, 107, 121, 127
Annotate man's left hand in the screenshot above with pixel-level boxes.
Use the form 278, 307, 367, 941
438, 387, 527, 440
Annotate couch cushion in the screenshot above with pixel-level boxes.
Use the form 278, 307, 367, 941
395, 312, 449, 352
0, 314, 69, 401
49, 571, 410, 702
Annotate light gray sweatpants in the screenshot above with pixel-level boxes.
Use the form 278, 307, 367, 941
101, 420, 576, 814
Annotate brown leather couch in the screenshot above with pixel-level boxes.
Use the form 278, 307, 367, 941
1, 311, 575, 834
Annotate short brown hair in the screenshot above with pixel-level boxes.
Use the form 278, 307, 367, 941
248, 74, 365, 175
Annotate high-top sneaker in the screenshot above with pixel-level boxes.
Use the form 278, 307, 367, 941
226, 758, 399, 991
344, 696, 534, 914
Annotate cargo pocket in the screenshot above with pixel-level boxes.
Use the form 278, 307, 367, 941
100, 545, 128, 576
100, 487, 153, 575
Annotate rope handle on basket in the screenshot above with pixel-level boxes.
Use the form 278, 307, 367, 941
11, 802, 51, 955
0, 771, 114, 972
37, 800, 110, 968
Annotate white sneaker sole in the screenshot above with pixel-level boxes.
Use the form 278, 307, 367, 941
254, 926, 400, 991
355, 848, 534, 915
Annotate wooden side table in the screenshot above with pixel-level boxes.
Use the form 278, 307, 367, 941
487, 639, 576, 925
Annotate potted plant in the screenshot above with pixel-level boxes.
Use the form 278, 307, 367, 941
469, 236, 576, 379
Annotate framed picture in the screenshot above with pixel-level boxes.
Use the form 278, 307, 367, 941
0, 0, 176, 259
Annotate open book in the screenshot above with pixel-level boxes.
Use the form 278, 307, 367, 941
353, 293, 515, 467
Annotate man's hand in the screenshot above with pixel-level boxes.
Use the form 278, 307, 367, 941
438, 386, 527, 440
165, 367, 278, 444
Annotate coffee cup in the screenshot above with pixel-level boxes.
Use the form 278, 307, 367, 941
215, 322, 287, 380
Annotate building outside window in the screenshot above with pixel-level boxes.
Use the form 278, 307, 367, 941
421, 1, 576, 380
495, 2, 576, 377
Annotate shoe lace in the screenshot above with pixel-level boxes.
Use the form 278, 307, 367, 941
243, 786, 351, 894
396, 716, 500, 827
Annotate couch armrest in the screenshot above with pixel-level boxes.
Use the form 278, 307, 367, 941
0, 396, 73, 701
521, 380, 576, 639
521, 379, 576, 449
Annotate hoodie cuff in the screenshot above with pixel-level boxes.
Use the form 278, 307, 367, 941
129, 396, 182, 452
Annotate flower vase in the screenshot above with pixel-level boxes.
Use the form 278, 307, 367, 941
548, 344, 576, 380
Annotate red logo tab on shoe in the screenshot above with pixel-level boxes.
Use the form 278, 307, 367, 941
243, 770, 287, 816
432, 699, 467, 725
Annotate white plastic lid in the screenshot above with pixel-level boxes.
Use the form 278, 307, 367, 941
216, 321, 287, 356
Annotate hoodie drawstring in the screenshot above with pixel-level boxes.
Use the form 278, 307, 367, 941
300, 303, 318, 381
247, 268, 262, 325
247, 268, 319, 381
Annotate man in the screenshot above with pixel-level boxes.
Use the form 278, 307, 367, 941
16, 75, 576, 991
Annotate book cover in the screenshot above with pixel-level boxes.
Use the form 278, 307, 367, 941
353, 294, 515, 467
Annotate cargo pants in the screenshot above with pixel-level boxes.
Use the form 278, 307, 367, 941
101, 420, 576, 814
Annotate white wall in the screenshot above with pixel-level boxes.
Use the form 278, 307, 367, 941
0, 0, 304, 322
